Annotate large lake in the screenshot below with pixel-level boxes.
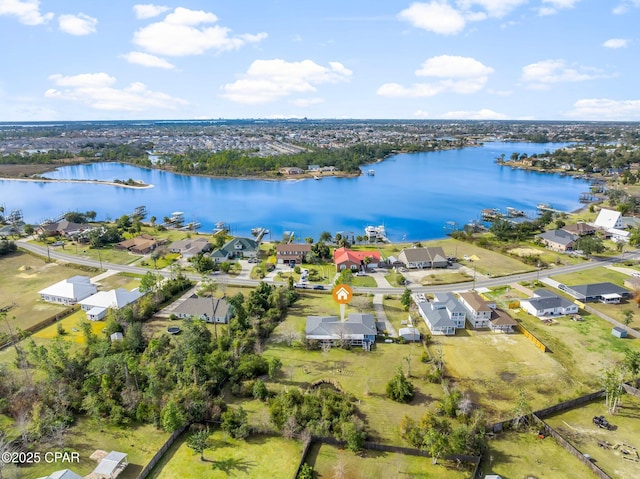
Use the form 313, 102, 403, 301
1, 142, 590, 241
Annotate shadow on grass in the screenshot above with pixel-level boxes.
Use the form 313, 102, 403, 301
210, 457, 255, 476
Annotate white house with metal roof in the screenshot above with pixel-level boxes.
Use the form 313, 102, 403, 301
38, 276, 97, 305
79, 288, 143, 320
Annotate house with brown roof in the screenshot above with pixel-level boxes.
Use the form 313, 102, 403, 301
489, 309, 518, 333
37, 221, 89, 238
536, 229, 578, 252
168, 237, 212, 259
458, 291, 495, 328
276, 243, 312, 265
333, 247, 381, 272
562, 222, 597, 236
115, 234, 164, 254
397, 247, 448, 269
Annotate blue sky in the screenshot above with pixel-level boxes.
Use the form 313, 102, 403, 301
0, 0, 638, 121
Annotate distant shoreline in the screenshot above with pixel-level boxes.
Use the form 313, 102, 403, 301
0, 176, 154, 189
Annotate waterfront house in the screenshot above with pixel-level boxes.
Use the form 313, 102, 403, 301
333, 247, 381, 272
168, 237, 212, 259
172, 295, 232, 323
520, 289, 578, 318
593, 208, 623, 230
37, 220, 89, 238
305, 313, 377, 351
38, 276, 97, 305
562, 222, 597, 236
276, 243, 312, 265
458, 291, 494, 328
211, 237, 258, 263
562, 282, 629, 304
279, 167, 304, 175
397, 247, 448, 269
79, 288, 143, 320
115, 234, 164, 255
536, 229, 578, 252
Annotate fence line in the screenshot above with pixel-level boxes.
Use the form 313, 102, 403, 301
582, 304, 640, 339
515, 323, 548, 352
136, 424, 189, 479
622, 383, 640, 398
533, 415, 612, 479
0, 304, 79, 350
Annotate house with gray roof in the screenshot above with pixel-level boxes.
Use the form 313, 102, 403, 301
168, 237, 212, 259
305, 313, 377, 351
537, 229, 578, 252
433, 292, 466, 328
172, 295, 232, 323
39, 276, 98, 305
36, 470, 84, 479
397, 246, 448, 269
414, 295, 457, 335
520, 289, 578, 318
211, 237, 258, 263
564, 282, 630, 304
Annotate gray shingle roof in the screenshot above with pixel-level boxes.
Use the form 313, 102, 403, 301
306, 313, 376, 337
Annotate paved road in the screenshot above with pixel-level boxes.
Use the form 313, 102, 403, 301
16, 239, 640, 293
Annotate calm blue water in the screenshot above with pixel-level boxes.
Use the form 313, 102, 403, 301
1, 142, 589, 241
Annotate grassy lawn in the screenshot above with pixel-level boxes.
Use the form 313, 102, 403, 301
419, 270, 471, 285
95, 273, 141, 292
20, 417, 169, 479
307, 441, 472, 479
263, 341, 442, 444
513, 309, 640, 388
434, 331, 575, 421
385, 273, 406, 287
352, 275, 377, 287
552, 266, 629, 287
482, 431, 595, 479
33, 240, 141, 266
0, 252, 99, 335
147, 431, 302, 479
508, 243, 587, 267
545, 396, 640, 479
383, 297, 412, 333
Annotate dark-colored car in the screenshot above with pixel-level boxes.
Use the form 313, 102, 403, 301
313, 285, 325, 290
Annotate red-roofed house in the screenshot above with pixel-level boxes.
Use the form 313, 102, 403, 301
333, 247, 381, 272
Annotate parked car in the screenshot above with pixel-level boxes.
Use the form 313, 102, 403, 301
313, 285, 325, 290
355, 272, 367, 276
632, 272, 640, 278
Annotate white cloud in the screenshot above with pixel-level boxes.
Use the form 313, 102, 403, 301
521, 59, 614, 89
121, 51, 176, 69
221, 59, 352, 104
45, 72, 187, 112
133, 7, 267, 56
603, 38, 628, 49
441, 108, 508, 119
565, 98, 640, 120
378, 55, 493, 98
0, 0, 52, 25
613, 0, 640, 14
58, 13, 97, 36
413, 109, 430, 118
398, 2, 466, 35
537, 0, 581, 15
290, 98, 324, 107
133, 4, 170, 19
457, 0, 528, 18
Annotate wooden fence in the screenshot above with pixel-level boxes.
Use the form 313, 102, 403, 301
136, 424, 189, 479
0, 304, 79, 350
515, 323, 548, 352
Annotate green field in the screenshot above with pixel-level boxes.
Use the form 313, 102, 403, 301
147, 431, 303, 479
482, 430, 595, 479
0, 251, 98, 335
552, 266, 628, 287
545, 397, 640, 479
18, 417, 169, 479
307, 441, 472, 479
434, 330, 575, 420
263, 341, 442, 444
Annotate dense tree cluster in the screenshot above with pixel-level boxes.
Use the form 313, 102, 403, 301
0, 240, 17, 256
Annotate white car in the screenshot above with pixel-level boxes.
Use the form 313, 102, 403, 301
632, 272, 640, 278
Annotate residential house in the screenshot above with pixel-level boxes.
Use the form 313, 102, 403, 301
593, 208, 623, 230
276, 243, 312, 265
433, 292, 467, 328
562, 222, 597, 236
536, 229, 578, 252
333, 247, 381, 272
520, 289, 578, 318
168, 237, 212, 259
279, 167, 304, 175
37, 221, 88, 238
305, 313, 377, 351
79, 288, 143, 320
414, 295, 457, 336
458, 291, 495, 328
398, 327, 421, 342
115, 234, 164, 255
397, 247, 448, 269
211, 237, 259, 263
563, 282, 630, 304
172, 295, 232, 323
36, 470, 84, 479
38, 276, 97, 305
489, 309, 518, 333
